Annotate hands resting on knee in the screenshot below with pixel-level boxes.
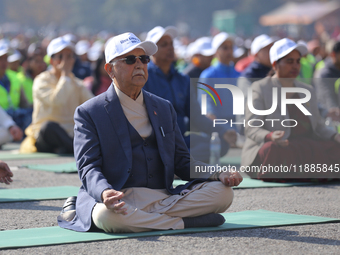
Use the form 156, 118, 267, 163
218, 171, 243, 187
101, 189, 128, 215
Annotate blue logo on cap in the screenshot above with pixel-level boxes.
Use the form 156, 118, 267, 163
277, 41, 295, 55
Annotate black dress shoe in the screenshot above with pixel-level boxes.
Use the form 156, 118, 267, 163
183, 213, 225, 228
61, 196, 77, 213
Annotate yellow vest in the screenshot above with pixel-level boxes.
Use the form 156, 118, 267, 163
17, 72, 33, 104
335, 78, 340, 95
0, 70, 22, 110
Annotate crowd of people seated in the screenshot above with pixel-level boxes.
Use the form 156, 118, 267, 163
1, 25, 340, 182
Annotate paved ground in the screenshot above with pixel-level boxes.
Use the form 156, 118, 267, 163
0, 145, 339, 254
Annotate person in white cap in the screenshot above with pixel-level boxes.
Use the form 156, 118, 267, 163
0, 41, 31, 132
20, 36, 93, 154
241, 38, 340, 181
240, 34, 274, 81
144, 27, 235, 162
58, 32, 242, 233
73, 40, 92, 80
16, 43, 47, 106
7, 50, 22, 72
198, 32, 239, 146
183, 37, 215, 79
237, 35, 275, 136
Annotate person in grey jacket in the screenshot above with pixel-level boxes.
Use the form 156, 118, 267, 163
314, 41, 340, 121
0, 106, 22, 147
242, 38, 340, 180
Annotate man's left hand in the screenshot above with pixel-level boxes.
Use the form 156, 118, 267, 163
219, 171, 243, 187
0, 161, 13, 185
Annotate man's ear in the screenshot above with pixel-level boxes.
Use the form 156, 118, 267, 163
104, 63, 114, 79
272, 61, 277, 71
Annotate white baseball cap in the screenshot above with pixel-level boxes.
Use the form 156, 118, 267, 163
105, 32, 158, 63
8, 50, 22, 63
251, 34, 274, 55
47, 37, 75, 57
189, 37, 215, 57
62, 33, 77, 44
75, 40, 91, 56
212, 32, 234, 51
145, 26, 178, 44
0, 40, 9, 57
269, 38, 308, 64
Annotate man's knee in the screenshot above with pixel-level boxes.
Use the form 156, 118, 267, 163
205, 181, 234, 213
92, 203, 138, 233
92, 203, 124, 233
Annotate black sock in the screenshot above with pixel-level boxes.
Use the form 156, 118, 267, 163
183, 213, 225, 228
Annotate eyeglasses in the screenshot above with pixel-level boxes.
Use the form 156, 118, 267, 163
113, 55, 150, 65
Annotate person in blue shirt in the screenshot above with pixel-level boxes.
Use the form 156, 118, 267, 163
198, 32, 240, 137
143, 26, 236, 162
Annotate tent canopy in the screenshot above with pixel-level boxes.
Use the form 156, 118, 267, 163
260, 1, 340, 26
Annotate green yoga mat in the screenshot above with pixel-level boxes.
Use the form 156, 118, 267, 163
172, 178, 312, 189
0, 210, 338, 249
25, 162, 77, 173
0, 186, 79, 203
0, 152, 67, 160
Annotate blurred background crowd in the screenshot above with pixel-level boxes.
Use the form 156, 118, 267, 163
0, 0, 340, 165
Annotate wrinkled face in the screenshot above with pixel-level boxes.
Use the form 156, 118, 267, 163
105, 48, 148, 91
153, 35, 175, 63
216, 40, 233, 65
273, 50, 301, 79
256, 43, 273, 67
0, 54, 8, 74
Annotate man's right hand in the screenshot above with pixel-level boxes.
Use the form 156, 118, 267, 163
101, 189, 127, 215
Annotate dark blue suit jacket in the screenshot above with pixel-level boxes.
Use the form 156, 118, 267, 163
58, 84, 207, 232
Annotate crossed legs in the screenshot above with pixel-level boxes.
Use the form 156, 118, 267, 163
92, 181, 234, 233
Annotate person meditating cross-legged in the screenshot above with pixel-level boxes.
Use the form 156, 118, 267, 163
241, 38, 340, 181
58, 32, 243, 233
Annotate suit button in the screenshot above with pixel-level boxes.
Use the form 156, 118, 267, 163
127, 168, 131, 173
149, 174, 153, 178
144, 142, 148, 146
147, 157, 152, 161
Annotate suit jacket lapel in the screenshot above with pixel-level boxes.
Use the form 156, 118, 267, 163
143, 90, 166, 164
104, 84, 132, 165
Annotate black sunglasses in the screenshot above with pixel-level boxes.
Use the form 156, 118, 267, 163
114, 55, 150, 65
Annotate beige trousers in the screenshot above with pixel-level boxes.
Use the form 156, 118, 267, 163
92, 181, 234, 233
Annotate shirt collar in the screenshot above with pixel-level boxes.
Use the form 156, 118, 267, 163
113, 82, 144, 106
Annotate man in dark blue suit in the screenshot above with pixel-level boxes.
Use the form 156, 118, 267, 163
58, 32, 242, 233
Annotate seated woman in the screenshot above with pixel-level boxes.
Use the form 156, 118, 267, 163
241, 38, 340, 181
